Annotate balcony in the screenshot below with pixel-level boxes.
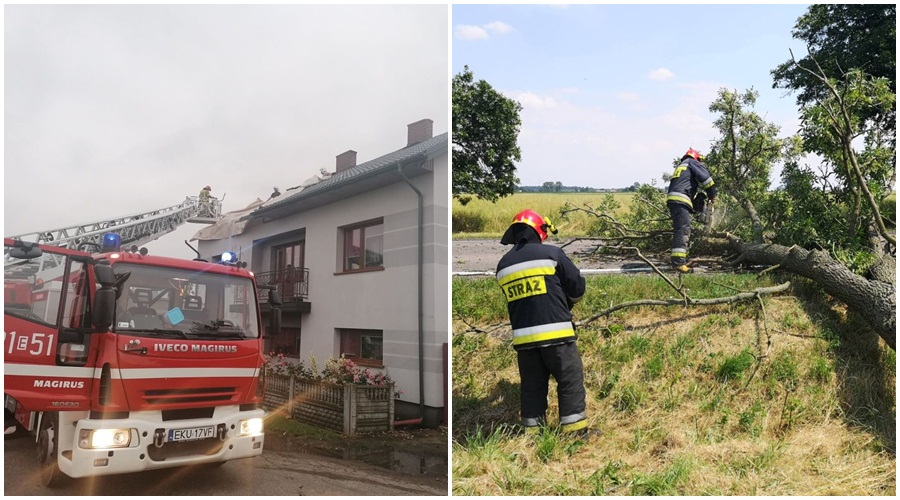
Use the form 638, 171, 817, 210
255, 268, 311, 314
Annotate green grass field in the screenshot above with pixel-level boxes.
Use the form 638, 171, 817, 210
452, 273, 896, 495
452, 192, 635, 238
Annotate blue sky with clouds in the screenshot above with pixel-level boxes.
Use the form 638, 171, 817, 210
452, 3, 813, 189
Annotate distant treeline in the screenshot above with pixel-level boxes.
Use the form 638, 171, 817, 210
518, 181, 643, 193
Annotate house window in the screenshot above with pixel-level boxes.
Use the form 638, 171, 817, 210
339, 329, 384, 367
271, 327, 301, 357
341, 219, 384, 272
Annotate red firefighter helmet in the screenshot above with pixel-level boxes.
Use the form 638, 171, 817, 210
205, 185, 211, 190
683, 148, 701, 161
501, 209, 557, 244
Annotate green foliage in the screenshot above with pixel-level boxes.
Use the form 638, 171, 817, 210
630, 456, 693, 496
738, 400, 764, 437
533, 426, 560, 463
716, 349, 756, 382
264, 412, 342, 441
452, 210, 488, 233
614, 382, 646, 413
707, 88, 783, 240
769, 351, 800, 391
771, 4, 896, 135
452, 66, 522, 205
762, 135, 889, 273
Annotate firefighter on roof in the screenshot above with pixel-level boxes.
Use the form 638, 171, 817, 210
495, 209, 592, 437
666, 148, 717, 273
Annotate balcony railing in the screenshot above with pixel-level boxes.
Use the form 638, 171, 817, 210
255, 268, 309, 303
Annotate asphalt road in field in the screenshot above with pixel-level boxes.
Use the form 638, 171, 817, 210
3, 432, 447, 496
452, 238, 661, 275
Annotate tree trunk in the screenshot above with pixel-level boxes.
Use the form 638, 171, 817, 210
728, 236, 895, 350
740, 199, 765, 243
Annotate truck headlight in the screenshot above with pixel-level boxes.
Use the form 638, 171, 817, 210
79, 428, 132, 449
239, 418, 263, 437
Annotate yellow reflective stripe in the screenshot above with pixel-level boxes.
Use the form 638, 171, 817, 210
666, 193, 692, 206
561, 419, 589, 433
512, 322, 576, 345
671, 164, 688, 178
701, 177, 715, 188
497, 259, 557, 286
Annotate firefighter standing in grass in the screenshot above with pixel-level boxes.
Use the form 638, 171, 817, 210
496, 209, 591, 437
666, 148, 717, 273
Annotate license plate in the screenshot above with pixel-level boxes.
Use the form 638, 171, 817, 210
168, 425, 215, 442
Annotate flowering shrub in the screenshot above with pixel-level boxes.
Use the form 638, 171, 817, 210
264, 353, 400, 394
263, 352, 314, 379
321, 356, 394, 387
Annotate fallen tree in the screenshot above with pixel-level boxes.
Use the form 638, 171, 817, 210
725, 235, 895, 349
559, 199, 895, 351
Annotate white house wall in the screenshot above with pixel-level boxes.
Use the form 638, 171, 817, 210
199, 154, 448, 409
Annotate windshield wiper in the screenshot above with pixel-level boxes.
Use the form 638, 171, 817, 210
128, 328, 190, 339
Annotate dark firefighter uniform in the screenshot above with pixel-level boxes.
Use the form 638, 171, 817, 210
496, 210, 588, 433
666, 150, 717, 268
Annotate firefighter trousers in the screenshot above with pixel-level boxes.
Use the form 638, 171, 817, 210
668, 201, 692, 266
517, 340, 587, 433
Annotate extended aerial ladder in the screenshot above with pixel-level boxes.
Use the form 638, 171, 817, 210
4, 195, 222, 277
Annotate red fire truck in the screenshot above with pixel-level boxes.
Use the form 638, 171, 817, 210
4, 235, 280, 486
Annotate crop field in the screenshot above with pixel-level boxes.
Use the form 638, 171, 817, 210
452, 192, 635, 238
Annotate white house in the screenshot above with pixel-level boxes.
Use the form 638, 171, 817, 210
194, 119, 448, 427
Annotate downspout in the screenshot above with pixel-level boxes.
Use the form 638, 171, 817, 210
394, 163, 425, 427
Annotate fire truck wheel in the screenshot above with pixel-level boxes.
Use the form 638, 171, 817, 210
37, 412, 65, 488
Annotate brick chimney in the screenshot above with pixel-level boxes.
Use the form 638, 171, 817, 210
407, 118, 433, 147
336, 150, 357, 173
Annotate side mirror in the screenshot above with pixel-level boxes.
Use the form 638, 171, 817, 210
94, 262, 116, 287
268, 289, 282, 306
269, 307, 282, 336
92, 262, 116, 330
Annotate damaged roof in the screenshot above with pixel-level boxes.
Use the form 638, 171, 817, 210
248, 131, 447, 222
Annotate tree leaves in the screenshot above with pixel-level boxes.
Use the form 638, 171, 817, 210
452, 66, 523, 205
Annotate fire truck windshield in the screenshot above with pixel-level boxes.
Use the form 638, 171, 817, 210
111, 263, 260, 340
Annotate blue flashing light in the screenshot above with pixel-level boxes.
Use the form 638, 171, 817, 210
101, 233, 121, 252
221, 251, 236, 263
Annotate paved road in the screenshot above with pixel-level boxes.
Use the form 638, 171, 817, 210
452, 238, 659, 275
4, 433, 447, 496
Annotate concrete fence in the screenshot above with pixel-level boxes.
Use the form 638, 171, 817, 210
263, 372, 395, 435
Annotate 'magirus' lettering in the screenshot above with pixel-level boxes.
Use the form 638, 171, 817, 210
34, 380, 85, 389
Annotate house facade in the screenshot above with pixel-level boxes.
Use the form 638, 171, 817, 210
194, 119, 448, 427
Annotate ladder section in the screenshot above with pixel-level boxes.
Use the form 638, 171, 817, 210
5, 196, 221, 254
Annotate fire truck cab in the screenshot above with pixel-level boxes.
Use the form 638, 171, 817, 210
4, 236, 280, 486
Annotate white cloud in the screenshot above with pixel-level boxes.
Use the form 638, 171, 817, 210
510, 91, 559, 111
648, 68, 676, 81
484, 21, 513, 34
617, 91, 640, 103
454, 24, 489, 40
454, 21, 513, 40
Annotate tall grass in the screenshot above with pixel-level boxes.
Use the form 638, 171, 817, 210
452, 192, 634, 237
452, 273, 896, 495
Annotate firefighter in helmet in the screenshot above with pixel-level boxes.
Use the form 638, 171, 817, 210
496, 209, 591, 436
666, 148, 717, 273
199, 185, 212, 217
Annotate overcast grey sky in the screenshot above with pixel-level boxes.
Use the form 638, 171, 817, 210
4, 4, 449, 259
